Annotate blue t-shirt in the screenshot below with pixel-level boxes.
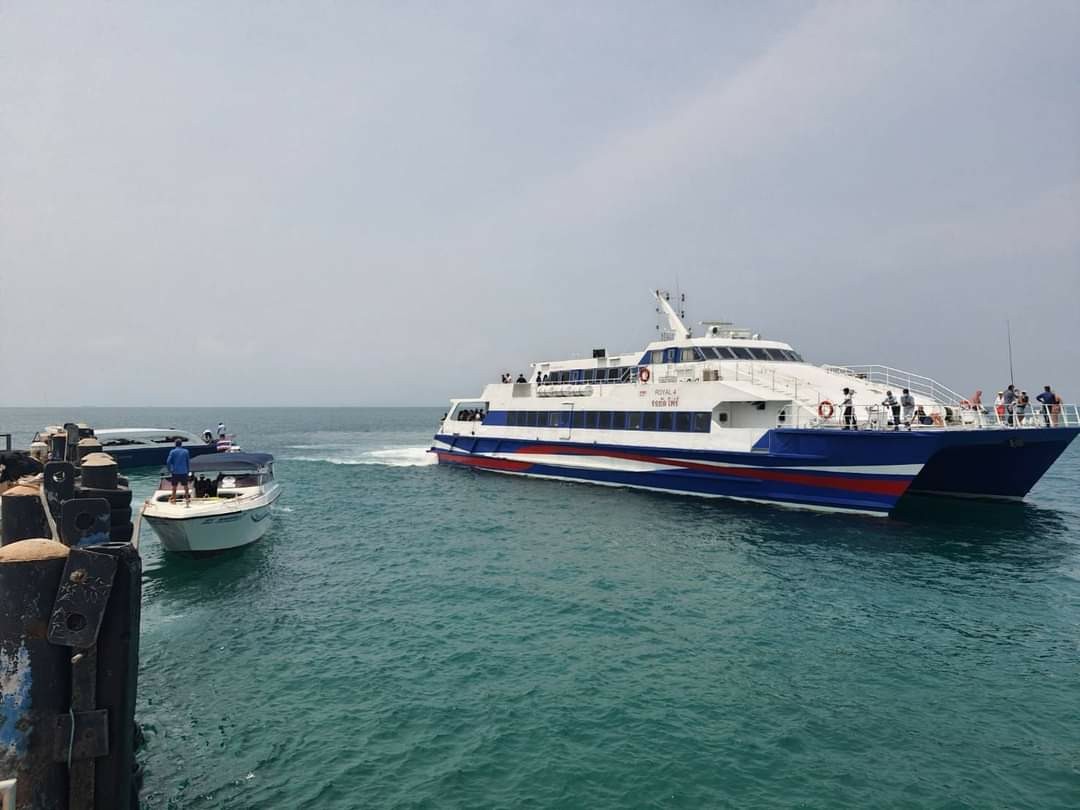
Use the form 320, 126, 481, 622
166, 446, 190, 475
1036, 391, 1055, 406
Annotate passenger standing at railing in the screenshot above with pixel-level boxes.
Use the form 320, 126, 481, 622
900, 389, 915, 429
842, 388, 857, 430
1037, 386, 1056, 427
1016, 391, 1029, 424
1003, 385, 1016, 426
882, 390, 900, 430
995, 391, 1005, 423
1052, 392, 1063, 426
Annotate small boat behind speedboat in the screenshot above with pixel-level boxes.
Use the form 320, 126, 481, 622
141, 452, 280, 554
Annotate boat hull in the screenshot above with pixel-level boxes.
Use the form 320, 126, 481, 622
432, 426, 1080, 515
100, 442, 220, 470
144, 491, 279, 554
908, 426, 1080, 500
432, 431, 938, 515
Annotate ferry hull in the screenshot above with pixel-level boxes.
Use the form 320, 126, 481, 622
432, 426, 1080, 515
908, 426, 1080, 500
432, 432, 936, 515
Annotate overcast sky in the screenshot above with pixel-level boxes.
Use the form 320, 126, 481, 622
1, 1, 1077, 406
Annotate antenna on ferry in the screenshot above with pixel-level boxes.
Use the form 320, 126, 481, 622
652, 288, 691, 340
1007, 318, 1015, 387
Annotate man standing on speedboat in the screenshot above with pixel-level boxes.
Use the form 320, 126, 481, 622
166, 438, 191, 504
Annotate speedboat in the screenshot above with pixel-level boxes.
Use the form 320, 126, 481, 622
29, 427, 224, 469
141, 452, 280, 554
431, 290, 1079, 517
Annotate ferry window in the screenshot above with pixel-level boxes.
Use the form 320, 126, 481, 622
663, 347, 680, 364
730, 346, 753, 360
583, 369, 595, 383
675, 412, 691, 432
694, 348, 708, 361
651, 350, 664, 364
527, 411, 538, 427
763, 349, 783, 361
628, 411, 642, 430
585, 411, 598, 429
658, 412, 673, 431
717, 412, 729, 424
748, 348, 770, 360
642, 412, 658, 431
692, 412, 711, 432
628, 367, 639, 382
569, 369, 581, 384
680, 348, 696, 363
506, 412, 515, 426
572, 411, 585, 428
791, 352, 803, 362
719, 347, 738, 359
537, 411, 549, 427
611, 411, 626, 430
598, 412, 611, 429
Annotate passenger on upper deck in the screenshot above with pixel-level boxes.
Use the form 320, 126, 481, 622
882, 390, 899, 430
900, 389, 915, 429
516, 374, 527, 383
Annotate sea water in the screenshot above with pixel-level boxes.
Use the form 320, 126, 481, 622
1, 407, 1078, 808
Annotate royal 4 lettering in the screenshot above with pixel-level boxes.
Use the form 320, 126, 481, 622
651, 388, 679, 407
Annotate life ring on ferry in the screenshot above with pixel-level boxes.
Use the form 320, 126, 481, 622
639, 367, 651, 383
818, 400, 835, 420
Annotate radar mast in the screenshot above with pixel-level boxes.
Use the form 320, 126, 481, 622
654, 289, 691, 341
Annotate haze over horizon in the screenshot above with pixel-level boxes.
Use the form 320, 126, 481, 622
2, 2, 1078, 407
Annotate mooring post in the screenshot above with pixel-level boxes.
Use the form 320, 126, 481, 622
0, 540, 73, 809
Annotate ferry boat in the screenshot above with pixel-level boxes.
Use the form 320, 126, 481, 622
431, 291, 1079, 516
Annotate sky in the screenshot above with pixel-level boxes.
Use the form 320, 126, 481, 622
1, 1, 1078, 406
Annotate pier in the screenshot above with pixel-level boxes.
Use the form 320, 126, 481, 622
1, 424, 140, 810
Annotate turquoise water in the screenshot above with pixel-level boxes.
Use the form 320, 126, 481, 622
3, 407, 1080, 808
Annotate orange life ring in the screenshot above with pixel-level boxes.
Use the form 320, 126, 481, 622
818, 400, 835, 420
639, 367, 650, 383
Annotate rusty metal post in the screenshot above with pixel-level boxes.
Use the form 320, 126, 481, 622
0, 540, 72, 809
0, 487, 49, 546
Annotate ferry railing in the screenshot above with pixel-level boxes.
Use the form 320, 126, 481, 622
797, 402, 1080, 431
822, 364, 966, 405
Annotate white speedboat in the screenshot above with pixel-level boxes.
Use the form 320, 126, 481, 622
142, 453, 280, 554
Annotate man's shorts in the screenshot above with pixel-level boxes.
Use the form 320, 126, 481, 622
171, 473, 188, 485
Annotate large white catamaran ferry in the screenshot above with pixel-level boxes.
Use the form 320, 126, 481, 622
431, 291, 1079, 516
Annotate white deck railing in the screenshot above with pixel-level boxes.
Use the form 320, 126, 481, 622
799, 402, 1079, 431
822, 364, 966, 405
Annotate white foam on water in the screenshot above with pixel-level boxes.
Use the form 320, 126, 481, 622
286, 446, 436, 467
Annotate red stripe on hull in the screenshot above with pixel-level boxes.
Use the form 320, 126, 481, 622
512, 444, 911, 496
435, 451, 532, 473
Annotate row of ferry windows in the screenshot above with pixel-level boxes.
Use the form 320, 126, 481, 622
504, 410, 712, 433
649, 346, 804, 364
542, 347, 804, 384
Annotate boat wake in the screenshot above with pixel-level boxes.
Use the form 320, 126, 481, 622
286, 446, 436, 467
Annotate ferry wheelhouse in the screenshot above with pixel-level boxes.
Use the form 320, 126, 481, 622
431, 292, 1079, 516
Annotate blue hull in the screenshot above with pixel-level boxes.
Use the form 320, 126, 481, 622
432, 426, 1080, 515
908, 426, 1080, 499
100, 443, 221, 470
